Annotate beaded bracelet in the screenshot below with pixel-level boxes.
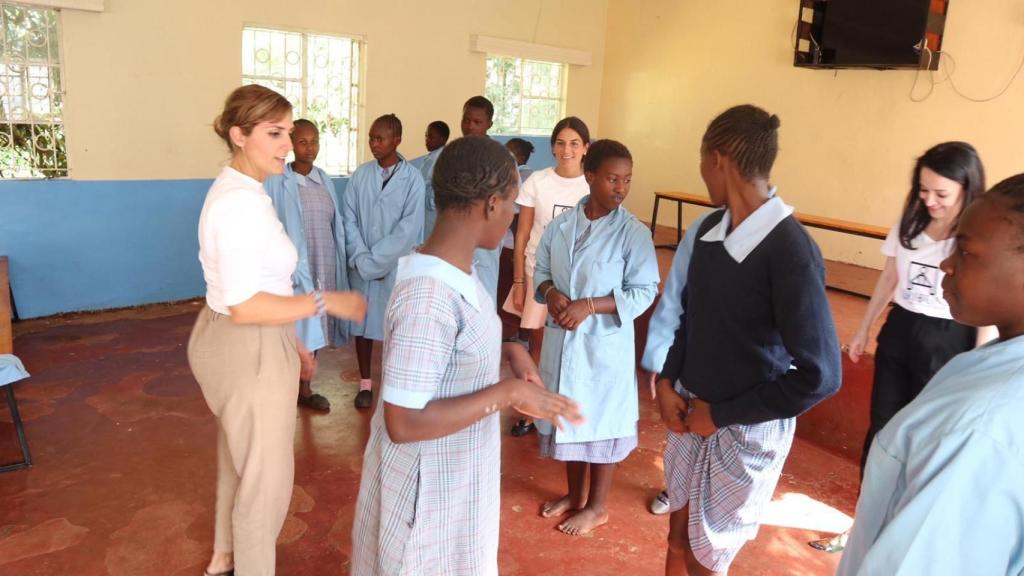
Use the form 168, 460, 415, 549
312, 289, 326, 317
542, 285, 556, 300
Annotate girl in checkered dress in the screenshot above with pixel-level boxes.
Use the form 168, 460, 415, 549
351, 136, 583, 576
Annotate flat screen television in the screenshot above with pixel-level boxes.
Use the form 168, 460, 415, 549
794, 0, 948, 70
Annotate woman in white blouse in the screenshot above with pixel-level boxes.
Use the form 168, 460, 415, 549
189, 85, 365, 576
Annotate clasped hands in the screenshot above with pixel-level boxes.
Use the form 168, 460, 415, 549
545, 288, 592, 331
654, 377, 717, 437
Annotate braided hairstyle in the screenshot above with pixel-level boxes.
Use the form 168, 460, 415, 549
372, 113, 403, 137
505, 138, 535, 164
984, 173, 1024, 251
702, 105, 780, 181
433, 136, 518, 213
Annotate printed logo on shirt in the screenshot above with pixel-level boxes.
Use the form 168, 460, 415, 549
901, 260, 942, 306
552, 204, 573, 219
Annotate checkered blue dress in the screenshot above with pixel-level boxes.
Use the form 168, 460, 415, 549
664, 389, 795, 572
352, 268, 502, 576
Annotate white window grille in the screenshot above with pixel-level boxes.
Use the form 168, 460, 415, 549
0, 2, 65, 179
485, 55, 566, 135
242, 26, 361, 175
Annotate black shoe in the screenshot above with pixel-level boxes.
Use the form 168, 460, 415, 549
298, 392, 331, 412
510, 419, 536, 437
354, 390, 372, 409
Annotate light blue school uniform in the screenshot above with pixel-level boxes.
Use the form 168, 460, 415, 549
470, 152, 523, 308
473, 246, 501, 307
838, 334, 1024, 576
264, 164, 350, 351
639, 210, 717, 374
410, 147, 443, 242
343, 158, 425, 341
533, 196, 659, 443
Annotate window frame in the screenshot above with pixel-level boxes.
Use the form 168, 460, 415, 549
485, 53, 568, 136
0, 1, 68, 180
241, 23, 365, 176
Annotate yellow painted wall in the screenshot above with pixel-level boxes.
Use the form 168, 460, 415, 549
599, 0, 1024, 268
60, 0, 608, 180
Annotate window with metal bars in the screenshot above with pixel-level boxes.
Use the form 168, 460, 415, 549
485, 55, 566, 135
242, 26, 362, 176
0, 2, 65, 179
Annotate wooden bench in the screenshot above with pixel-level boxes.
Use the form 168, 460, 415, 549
0, 255, 32, 472
649, 191, 889, 249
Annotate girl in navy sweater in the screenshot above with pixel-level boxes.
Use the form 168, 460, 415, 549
656, 105, 842, 575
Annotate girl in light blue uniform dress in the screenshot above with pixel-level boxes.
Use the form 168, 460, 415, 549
265, 119, 350, 412
533, 140, 659, 536
343, 114, 424, 409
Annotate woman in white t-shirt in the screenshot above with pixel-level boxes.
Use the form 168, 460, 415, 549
812, 141, 990, 553
189, 85, 366, 576
502, 117, 590, 437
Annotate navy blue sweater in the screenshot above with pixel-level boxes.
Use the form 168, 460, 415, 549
660, 210, 842, 427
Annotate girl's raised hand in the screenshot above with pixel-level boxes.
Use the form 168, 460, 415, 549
325, 291, 368, 322
504, 378, 584, 430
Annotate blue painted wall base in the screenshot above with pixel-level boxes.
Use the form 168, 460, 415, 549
0, 135, 555, 318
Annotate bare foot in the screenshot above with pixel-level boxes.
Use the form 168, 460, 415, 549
540, 495, 584, 518
558, 506, 609, 536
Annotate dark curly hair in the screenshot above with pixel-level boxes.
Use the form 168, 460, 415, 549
702, 104, 780, 181
432, 136, 518, 213
583, 139, 632, 174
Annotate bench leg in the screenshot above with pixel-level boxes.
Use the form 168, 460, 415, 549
676, 200, 683, 245
0, 384, 32, 473
650, 195, 661, 238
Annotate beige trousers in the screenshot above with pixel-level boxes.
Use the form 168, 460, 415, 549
188, 306, 300, 576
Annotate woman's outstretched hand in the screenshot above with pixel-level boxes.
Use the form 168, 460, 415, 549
325, 291, 368, 322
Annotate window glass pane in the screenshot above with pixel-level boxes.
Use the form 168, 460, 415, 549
242, 26, 362, 175
0, 2, 65, 178
485, 55, 565, 135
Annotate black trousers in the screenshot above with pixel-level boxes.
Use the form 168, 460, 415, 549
860, 305, 976, 473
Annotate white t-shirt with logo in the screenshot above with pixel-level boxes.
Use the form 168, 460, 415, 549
515, 167, 589, 272
882, 222, 955, 319
198, 167, 298, 315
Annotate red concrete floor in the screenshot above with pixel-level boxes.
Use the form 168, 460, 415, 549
0, 245, 883, 575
